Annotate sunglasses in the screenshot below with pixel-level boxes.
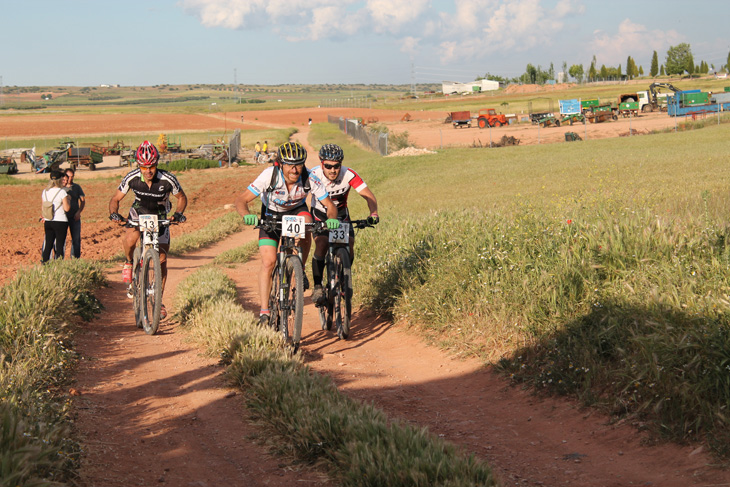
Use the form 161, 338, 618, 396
323, 163, 342, 170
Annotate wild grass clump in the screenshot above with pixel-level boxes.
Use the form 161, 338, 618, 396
212, 241, 258, 265
353, 203, 730, 457
165, 159, 220, 171
175, 266, 496, 486
0, 259, 105, 485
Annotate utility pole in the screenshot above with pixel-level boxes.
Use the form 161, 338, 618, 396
410, 62, 416, 97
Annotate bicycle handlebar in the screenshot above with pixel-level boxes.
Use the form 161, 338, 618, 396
125, 219, 178, 229
255, 217, 376, 234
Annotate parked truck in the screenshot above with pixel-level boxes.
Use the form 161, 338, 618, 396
477, 108, 507, 128
637, 82, 680, 112
666, 90, 730, 117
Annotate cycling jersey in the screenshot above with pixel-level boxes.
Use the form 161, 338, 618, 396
247, 166, 329, 213
117, 168, 182, 216
309, 165, 367, 216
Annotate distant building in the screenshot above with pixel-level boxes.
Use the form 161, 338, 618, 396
442, 79, 499, 95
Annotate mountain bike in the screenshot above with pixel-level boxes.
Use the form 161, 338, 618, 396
258, 216, 320, 352
127, 215, 176, 335
315, 219, 375, 340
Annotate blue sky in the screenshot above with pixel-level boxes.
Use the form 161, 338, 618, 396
2, 0, 728, 87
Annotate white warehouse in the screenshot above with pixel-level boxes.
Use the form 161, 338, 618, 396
442, 79, 499, 95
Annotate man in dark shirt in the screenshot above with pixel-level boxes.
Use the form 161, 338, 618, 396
108, 141, 187, 318
64, 168, 85, 258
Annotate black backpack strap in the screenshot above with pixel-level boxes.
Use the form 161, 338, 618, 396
266, 163, 280, 193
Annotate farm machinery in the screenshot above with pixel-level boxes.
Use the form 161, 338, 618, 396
0, 155, 18, 174
448, 111, 472, 128
558, 99, 585, 125
476, 108, 507, 128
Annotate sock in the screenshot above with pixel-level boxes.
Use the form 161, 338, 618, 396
260, 308, 269, 316
312, 257, 325, 286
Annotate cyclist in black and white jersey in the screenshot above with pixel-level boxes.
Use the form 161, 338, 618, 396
108, 141, 188, 318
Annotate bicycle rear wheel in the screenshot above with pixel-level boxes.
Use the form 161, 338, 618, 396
281, 256, 304, 351
132, 247, 143, 329
140, 248, 162, 335
333, 247, 353, 339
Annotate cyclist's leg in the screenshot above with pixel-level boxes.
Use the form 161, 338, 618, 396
297, 210, 314, 265
258, 240, 277, 314
312, 234, 328, 287
122, 227, 141, 263
159, 243, 170, 292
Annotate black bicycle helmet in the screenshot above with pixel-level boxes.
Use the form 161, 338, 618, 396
277, 142, 307, 165
319, 143, 344, 163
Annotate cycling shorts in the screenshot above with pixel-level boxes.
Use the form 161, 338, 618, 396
258, 204, 312, 247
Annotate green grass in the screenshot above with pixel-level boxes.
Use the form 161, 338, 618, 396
0, 259, 105, 485
174, 266, 497, 486
307, 119, 730, 459
212, 241, 258, 265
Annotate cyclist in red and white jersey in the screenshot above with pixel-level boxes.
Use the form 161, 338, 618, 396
235, 141, 340, 326
309, 144, 379, 305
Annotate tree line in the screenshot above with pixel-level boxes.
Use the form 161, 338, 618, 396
482, 44, 729, 85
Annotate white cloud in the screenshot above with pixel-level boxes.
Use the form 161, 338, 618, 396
590, 19, 683, 66
366, 0, 429, 34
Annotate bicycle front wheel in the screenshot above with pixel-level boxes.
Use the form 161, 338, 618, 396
140, 248, 162, 335
334, 247, 353, 339
132, 247, 143, 329
282, 256, 304, 351
268, 263, 281, 331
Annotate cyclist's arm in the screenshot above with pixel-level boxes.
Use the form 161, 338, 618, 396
235, 188, 258, 217
320, 196, 338, 220
359, 187, 379, 218
109, 189, 126, 214
173, 190, 188, 215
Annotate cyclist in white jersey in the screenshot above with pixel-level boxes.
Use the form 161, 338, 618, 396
309, 144, 379, 305
235, 142, 340, 326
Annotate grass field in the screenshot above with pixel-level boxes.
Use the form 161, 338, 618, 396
307, 119, 730, 458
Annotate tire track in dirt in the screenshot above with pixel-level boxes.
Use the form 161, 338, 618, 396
73, 227, 332, 487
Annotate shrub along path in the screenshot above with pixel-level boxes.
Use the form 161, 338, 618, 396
73, 220, 730, 486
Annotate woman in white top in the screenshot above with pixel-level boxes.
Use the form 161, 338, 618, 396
41, 170, 71, 262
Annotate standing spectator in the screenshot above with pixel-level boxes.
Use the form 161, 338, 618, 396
254, 141, 261, 163
64, 167, 85, 258
41, 170, 71, 263
262, 140, 268, 154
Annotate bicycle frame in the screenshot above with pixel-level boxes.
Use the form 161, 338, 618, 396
127, 216, 173, 335
316, 219, 374, 339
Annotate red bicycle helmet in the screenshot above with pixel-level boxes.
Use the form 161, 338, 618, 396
135, 141, 160, 167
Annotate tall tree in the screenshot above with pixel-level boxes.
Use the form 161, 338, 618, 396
660, 64, 665, 76
650, 50, 659, 77
569, 64, 584, 83
562, 61, 568, 82
687, 52, 695, 76
626, 56, 634, 79
665, 43, 692, 75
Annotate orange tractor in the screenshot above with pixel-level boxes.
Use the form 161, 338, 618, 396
476, 108, 507, 128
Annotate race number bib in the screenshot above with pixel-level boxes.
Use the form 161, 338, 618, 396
139, 214, 159, 231
328, 222, 350, 244
282, 215, 306, 238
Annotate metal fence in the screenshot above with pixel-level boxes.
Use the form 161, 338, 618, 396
229, 129, 240, 162
320, 97, 373, 109
327, 115, 389, 156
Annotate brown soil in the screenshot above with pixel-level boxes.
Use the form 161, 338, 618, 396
4, 112, 728, 486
